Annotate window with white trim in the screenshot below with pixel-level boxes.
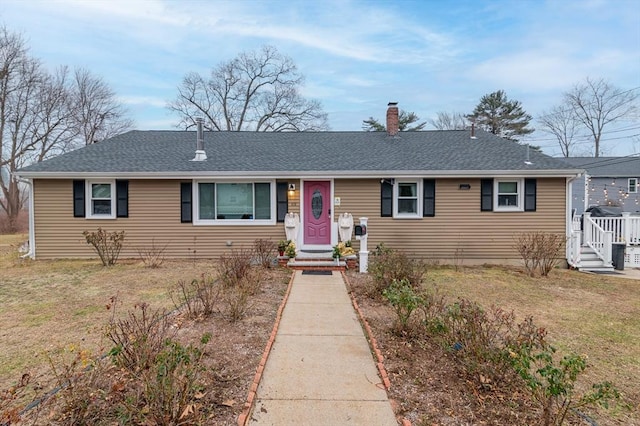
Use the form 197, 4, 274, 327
87, 181, 115, 218
394, 180, 422, 218
495, 179, 523, 211
194, 181, 275, 224
629, 178, 638, 193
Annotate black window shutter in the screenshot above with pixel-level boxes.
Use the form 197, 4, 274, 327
423, 179, 435, 217
116, 180, 128, 218
381, 180, 393, 217
73, 180, 85, 218
180, 182, 192, 223
276, 182, 288, 222
480, 179, 493, 211
524, 178, 537, 212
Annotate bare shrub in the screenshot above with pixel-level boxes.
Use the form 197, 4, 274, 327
513, 232, 565, 277
439, 299, 519, 386
0, 372, 39, 425
104, 299, 172, 371
83, 228, 125, 266
224, 270, 261, 322
254, 238, 276, 268
42, 345, 106, 424
217, 248, 253, 288
170, 274, 221, 319
137, 238, 168, 268
367, 243, 426, 297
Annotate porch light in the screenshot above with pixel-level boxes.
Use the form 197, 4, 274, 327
288, 183, 296, 196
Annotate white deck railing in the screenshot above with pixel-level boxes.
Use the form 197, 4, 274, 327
591, 213, 640, 245
583, 212, 613, 265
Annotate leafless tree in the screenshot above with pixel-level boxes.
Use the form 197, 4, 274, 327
429, 111, 468, 130
168, 45, 329, 131
538, 105, 579, 157
72, 68, 133, 145
1, 26, 132, 232
564, 77, 638, 157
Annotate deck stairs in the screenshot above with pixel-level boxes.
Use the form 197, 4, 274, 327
577, 246, 615, 273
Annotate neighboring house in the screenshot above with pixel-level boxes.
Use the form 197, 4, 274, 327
16, 104, 582, 264
562, 156, 640, 215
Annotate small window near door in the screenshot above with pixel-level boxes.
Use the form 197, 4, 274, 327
394, 181, 422, 217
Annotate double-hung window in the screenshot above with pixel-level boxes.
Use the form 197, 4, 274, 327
629, 178, 638, 193
394, 180, 422, 218
87, 181, 115, 218
195, 181, 274, 224
495, 179, 523, 211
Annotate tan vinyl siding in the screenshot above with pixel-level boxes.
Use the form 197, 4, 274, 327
334, 178, 566, 262
33, 177, 567, 263
33, 179, 286, 259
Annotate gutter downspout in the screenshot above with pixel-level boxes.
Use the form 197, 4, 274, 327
15, 176, 35, 259
566, 174, 580, 266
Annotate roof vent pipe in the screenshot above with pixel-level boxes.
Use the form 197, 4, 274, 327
470, 122, 477, 139
192, 117, 207, 161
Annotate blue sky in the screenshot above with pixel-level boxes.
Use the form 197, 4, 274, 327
1, 0, 639, 157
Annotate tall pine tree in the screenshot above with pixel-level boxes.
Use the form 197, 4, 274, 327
467, 90, 533, 141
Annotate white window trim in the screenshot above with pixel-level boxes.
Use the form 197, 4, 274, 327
629, 178, 638, 193
494, 178, 524, 212
393, 180, 422, 218
86, 180, 116, 219
193, 179, 276, 226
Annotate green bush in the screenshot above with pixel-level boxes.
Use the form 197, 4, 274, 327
367, 243, 425, 297
383, 279, 422, 332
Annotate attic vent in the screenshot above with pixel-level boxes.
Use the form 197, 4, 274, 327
192, 117, 207, 161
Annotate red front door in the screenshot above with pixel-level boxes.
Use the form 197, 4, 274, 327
303, 181, 331, 245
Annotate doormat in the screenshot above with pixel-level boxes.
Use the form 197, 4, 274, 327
302, 270, 333, 275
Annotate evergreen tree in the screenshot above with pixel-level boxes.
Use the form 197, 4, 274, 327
362, 110, 426, 132
467, 90, 533, 140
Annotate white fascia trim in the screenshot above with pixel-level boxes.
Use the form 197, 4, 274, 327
15, 169, 584, 180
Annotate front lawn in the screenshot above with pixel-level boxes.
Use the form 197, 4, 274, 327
0, 238, 291, 424
348, 265, 639, 425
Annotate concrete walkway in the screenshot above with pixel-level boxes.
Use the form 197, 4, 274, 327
247, 270, 398, 425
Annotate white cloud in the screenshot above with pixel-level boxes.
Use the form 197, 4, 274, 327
118, 95, 167, 108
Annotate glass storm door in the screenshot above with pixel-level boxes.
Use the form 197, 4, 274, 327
303, 181, 331, 245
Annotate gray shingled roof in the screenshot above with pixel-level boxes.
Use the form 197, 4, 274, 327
17, 129, 581, 177
560, 157, 640, 177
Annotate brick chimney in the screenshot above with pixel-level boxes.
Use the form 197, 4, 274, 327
386, 102, 399, 136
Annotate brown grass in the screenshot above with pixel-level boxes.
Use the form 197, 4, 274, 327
0, 245, 221, 389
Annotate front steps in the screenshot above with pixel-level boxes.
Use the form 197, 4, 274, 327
284, 250, 348, 271
577, 246, 615, 272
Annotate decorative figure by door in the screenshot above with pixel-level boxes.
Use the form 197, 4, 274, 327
284, 212, 300, 248
338, 213, 353, 243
